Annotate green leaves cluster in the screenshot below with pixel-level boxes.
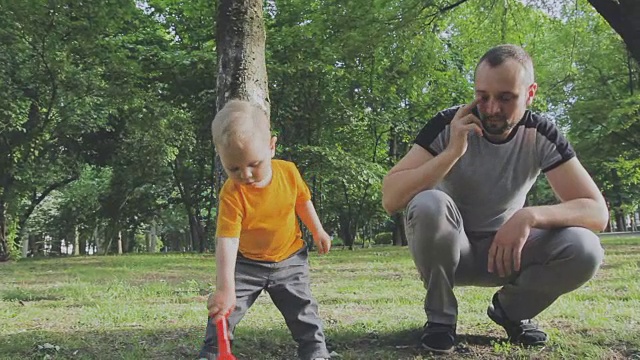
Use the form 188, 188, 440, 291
2, 0, 638, 258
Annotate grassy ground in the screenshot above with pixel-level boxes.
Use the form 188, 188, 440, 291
1, 237, 639, 360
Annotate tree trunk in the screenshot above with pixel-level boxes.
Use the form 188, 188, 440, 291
93, 225, 100, 255
21, 229, 29, 258
615, 209, 625, 232
213, 0, 271, 240
588, 0, 640, 65
216, 0, 269, 115
28, 234, 36, 256
150, 219, 157, 253
187, 214, 205, 253
392, 212, 408, 246
104, 224, 118, 255
127, 230, 135, 253
51, 236, 61, 256
184, 229, 190, 251
79, 228, 87, 255
388, 127, 408, 246
0, 199, 8, 261
338, 213, 355, 250
35, 234, 45, 255
172, 156, 208, 253
117, 230, 123, 255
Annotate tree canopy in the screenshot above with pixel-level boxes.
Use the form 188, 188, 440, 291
1, 0, 638, 259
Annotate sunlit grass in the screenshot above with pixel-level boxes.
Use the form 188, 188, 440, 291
1, 237, 638, 359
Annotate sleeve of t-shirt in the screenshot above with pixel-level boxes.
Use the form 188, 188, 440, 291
536, 118, 576, 172
291, 163, 312, 205
414, 107, 458, 156
215, 181, 243, 238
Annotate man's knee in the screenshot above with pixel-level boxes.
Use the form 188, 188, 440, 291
406, 190, 461, 251
406, 190, 452, 226
560, 227, 604, 281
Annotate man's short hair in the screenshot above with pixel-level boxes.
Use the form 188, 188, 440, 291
476, 44, 535, 84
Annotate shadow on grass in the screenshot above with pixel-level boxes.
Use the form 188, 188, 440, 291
0, 326, 518, 360
1, 290, 64, 302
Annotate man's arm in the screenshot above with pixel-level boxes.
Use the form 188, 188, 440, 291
526, 157, 609, 232
489, 157, 608, 277
381, 145, 459, 214
382, 101, 483, 215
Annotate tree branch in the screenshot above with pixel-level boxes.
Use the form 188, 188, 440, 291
588, 0, 622, 34
588, 0, 640, 65
19, 175, 79, 230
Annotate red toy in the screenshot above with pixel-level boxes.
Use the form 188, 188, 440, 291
216, 316, 237, 360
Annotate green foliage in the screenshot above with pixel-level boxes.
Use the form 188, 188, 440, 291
527, 175, 558, 206
2, 0, 639, 259
331, 237, 345, 247
5, 219, 21, 260
373, 232, 393, 245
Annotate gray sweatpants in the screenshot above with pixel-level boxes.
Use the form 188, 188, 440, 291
199, 247, 329, 360
406, 190, 604, 325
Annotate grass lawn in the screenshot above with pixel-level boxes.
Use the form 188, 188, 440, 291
1, 237, 639, 359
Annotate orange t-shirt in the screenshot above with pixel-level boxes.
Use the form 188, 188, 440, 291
215, 159, 311, 262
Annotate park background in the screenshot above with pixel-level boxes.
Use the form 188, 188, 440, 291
1, 0, 639, 359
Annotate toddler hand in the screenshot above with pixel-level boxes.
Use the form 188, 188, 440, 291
207, 289, 236, 322
313, 230, 332, 254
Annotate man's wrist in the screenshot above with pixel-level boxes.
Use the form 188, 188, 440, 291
442, 147, 463, 160
518, 207, 538, 228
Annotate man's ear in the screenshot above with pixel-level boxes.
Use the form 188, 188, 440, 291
270, 136, 277, 157
526, 82, 538, 106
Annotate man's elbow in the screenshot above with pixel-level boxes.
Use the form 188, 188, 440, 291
593, 202, 610, 232
584, 198, 609, 232
382, 193, 396, 216
381, 177, 395, 215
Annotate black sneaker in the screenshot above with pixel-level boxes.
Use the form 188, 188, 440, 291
487, 293, 548, 346
421, 322, 456, 354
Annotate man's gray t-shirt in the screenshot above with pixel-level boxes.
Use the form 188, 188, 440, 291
414, 106, 575, 232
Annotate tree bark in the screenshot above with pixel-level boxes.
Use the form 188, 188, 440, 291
171, 157, 207, 252
0, 199, 8, 261
588, 0, 640, 65
33, 234, 44, 256
213, 0, 270, 247
150, 219, 157, 253
392, 212, 408, 246
79, 228, 87, 255
615, 210, 625, 232
73, 226, 80, 255
216, 0, 270, 114
51, 236, 61, 256
388, 126, 408, 246
339, 213, 355, 250
117, 230, 123, 255
93, 225, 100, 255
21, 229, 29, 258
